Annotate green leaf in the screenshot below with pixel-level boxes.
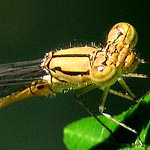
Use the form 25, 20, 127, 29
63, 92, 150, 150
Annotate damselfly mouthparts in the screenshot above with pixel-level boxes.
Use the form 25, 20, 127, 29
0, 22, 149, 143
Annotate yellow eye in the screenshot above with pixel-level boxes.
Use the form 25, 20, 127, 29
90, 65, 117, 86
107, 22, 138, 49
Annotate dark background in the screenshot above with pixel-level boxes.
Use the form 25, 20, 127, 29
0, 0, 150, 150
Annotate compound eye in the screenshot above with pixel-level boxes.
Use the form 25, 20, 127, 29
107, 22, 138, 49
90, 65, 116, 86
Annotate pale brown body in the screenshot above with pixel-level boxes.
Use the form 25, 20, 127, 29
0, 22, 139, 108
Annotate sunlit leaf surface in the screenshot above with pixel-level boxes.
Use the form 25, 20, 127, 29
63, 92, 150, 150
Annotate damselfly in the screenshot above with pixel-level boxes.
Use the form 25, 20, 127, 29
0, 22, 149, 140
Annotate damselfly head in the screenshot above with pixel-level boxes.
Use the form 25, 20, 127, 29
107, 22, 138, 49
102, 22, 139, 74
